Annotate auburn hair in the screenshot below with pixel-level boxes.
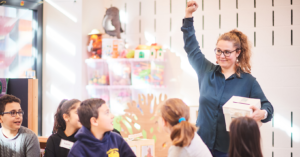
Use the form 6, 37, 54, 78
160, 98, 196, 147
217, 29, 252, 77
228, 117, 263, 157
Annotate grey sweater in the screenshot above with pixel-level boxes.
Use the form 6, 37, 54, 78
0, 126, 40, 157
168, 133, 212, 157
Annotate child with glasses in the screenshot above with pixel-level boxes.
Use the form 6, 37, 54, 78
0, 94, 40, 157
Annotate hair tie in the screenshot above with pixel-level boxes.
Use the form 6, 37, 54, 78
178, 117, 186, 123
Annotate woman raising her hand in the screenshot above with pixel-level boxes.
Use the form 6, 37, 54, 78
182, 1, 274, 157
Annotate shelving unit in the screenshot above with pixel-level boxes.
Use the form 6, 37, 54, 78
85, 58, 166, 115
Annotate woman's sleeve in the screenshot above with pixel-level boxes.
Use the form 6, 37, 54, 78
250, 79, 274, 123
181, 17, 216, 78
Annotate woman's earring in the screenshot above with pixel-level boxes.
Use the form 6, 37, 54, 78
216, 61, 219, 64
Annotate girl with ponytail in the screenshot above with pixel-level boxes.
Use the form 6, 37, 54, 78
183, 1, 273, 156
44, 99, 82, 157
159, 98, 212, 157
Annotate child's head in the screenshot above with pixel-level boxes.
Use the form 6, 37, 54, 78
159, 98, 196, 147
53, 99, 82, 134
0, 94, 22, 131
77, 98, 114, 132
229, 117, 263, 157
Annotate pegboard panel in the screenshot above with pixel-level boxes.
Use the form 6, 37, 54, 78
238, 10, 255, 28
275, 7, 292, 26
256, 8, 274, 27
104, 0, 300, 156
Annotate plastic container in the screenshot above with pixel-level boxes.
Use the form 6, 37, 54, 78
110, 88, 132, 116
131, 61, 151, 86
86, 60, 109, 85
108, 60, 131, 85
86, 87, 110, 107
150, 61, 165, 86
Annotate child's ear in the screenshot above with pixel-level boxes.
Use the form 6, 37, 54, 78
90, 117, 98, 127
160, 117, 168, 127
63, 114, 69, 122
163, 118, 168, 127
0, 115, 3, 123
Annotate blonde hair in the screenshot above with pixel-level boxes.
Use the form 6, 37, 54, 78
217, 29, 252, 77
160, 98, 196, 147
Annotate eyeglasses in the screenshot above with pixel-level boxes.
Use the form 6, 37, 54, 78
214, 48, 239, 57
1, 110, 24, 117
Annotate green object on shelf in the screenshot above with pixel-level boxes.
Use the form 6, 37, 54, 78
139, 51, 145, 58
139, 69, 151, 77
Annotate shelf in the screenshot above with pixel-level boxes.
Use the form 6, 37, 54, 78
86, 85, 166, 90
85, 58, 166, 63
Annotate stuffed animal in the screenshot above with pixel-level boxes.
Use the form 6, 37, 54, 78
102, 7, 123, 39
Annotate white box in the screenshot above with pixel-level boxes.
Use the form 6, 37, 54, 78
223, 96, 261, 131
102, 39, 124, 59
125, 138, 155, 157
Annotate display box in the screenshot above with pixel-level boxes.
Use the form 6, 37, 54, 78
125, 139, 155, 157
102, 39, 125, 59
109, 88, 132, 116
223, 96, 261, 131
131, 61, 165, 86
86, 87, 110, 107
131, 61, 151, 86
150, 61, 164, 86
86, 60, 109, 85
108, 60, 131, 85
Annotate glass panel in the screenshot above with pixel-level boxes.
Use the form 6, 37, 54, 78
0, 6, 36, 78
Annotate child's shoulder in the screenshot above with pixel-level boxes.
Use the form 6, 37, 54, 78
110, 131, 123, 139
19, 126, 37, 137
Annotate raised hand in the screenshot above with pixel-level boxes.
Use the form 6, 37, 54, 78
185, 0, 198, 18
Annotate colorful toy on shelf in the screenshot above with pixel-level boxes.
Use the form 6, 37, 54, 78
126, 50, 135, 58
120, 49, 127, 58
149, 43, 162, 60
87, 29, 103, 59
150, 62, 164, 86
132, 61, 151, 85
134, 45, 151, 59
89, 73, 109, 85
102, 7, 124, 39
102, 38, 125, 59
86, 60, 109, 86
156, 49, 164, 60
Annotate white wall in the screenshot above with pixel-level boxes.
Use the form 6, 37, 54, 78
42, 0, 106, 136
43, 0, 83, 136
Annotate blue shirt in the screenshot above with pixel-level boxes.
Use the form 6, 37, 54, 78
181, 17, 274, 153
68, 126, 136, 157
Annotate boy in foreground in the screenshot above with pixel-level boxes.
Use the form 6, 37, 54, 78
0, 94, 40, 157
68, 98, 136, 157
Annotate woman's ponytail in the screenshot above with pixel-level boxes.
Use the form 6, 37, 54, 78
160, 98, 197, 147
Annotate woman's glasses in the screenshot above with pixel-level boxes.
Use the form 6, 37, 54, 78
214, 48, 239, 57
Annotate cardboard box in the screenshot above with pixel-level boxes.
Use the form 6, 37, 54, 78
102, 39, 124, 59
125, 139, 155, 157
223, 96, 261, 131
